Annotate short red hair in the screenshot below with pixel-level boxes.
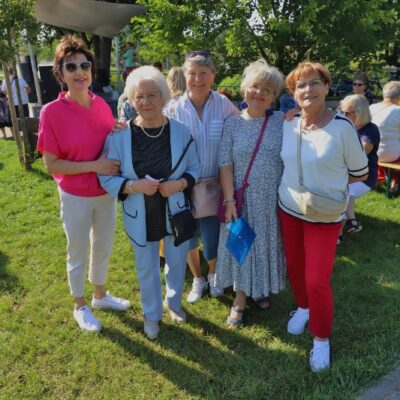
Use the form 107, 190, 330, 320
286, 61, 331, 94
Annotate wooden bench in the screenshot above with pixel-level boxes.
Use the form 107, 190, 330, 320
378, 161, 400, 198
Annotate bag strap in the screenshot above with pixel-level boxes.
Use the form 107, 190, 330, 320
163, 136, 194, 181
241, 113, 269, 189
296, 118, 305, 187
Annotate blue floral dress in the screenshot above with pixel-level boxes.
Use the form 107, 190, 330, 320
216, 111, 286, 297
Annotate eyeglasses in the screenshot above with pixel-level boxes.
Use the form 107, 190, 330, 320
185, 50, 211, 60
341, 110, 357, 117
352, 82, 364, 87
247, 85, 273, 96
295, 79, 324, 91
63, 61, 92, 73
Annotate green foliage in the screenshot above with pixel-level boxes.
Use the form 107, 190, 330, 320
0, 0, 38, 62
217, 74, 242, 99
1, 138, 400, 399
130, 0, 399, 76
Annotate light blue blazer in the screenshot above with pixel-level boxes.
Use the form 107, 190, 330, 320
99, 118, 200, 247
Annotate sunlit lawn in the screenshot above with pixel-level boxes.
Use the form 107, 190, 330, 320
1, 138, 400, 399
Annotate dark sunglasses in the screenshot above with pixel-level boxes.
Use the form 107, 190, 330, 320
352, 82, 364, 87
185, 50, 211, 60
63, 61, 92, 73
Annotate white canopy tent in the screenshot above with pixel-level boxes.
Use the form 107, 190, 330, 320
32, 0, 146, 101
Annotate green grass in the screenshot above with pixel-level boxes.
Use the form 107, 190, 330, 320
1, 138, 400, 400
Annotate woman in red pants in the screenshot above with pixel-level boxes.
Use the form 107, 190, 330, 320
278, 61, 368, 372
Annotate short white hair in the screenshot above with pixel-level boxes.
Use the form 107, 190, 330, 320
340, 94, 371, 127
124, 66, 171, 106
240, 59, 284, 97
383, 81, 400, 100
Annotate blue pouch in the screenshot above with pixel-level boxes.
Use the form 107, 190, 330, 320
226, 217, 256, 266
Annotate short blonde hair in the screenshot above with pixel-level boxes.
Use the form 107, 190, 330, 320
240, 59, 284, 98
340, 94, 371, 127
166, 67, 186, 97
124, 65, 171, 106
383, 81, 400, 100
286, 61, 331, 94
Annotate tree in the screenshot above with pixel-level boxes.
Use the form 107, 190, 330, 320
0, 0, 38, 170
131, 0, 399, 78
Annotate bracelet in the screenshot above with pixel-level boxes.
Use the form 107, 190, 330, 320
223, 197, 236, 205
127, 180, 135, 193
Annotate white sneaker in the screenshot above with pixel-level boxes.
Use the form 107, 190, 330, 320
187, 277, 207, 303
73, 305, 101, 332
144, 317, 159, 340
163, 300, 187, 324
310, 340, 330, 372
91, 291, 131, 311
208, 273, 224, 297
287, 307, 309, 335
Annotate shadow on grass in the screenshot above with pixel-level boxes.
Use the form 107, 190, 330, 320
0, 251, 22, 294
29, 165, 52, 181
0, 162, 3, 170
102, 310, 292, 399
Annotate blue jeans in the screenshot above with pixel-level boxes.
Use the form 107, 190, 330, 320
188, 216, 220, 261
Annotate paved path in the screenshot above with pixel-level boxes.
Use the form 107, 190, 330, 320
358, 363, 400, 400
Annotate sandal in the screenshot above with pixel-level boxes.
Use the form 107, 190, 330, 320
346, 219, 362, 234
253, 296, 271, 310
226, 306, 245, 329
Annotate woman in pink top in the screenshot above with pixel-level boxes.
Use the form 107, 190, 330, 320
37, 35, 130, 332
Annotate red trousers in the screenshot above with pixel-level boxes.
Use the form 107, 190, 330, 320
279, 209, 341, 338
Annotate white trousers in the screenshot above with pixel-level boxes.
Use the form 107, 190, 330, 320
59, 189, 117, 297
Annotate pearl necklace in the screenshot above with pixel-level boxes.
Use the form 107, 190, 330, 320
138, 120, 166, 139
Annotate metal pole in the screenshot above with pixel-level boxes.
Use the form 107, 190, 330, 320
28, 43, 42, 105
114, 37, 121, 92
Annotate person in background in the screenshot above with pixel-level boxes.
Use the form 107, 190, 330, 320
117, 91, 137, 121
1, 67, 31, 118
370, 81, 400, 194
0, 81, 12, 138
278, 61, 368, 372
122, 42, 136, 81
166, 66, 186, 109
165, 50, 239, 303
279, 89, 298, 113
216, 59, 286, 328
153, 61, 163, 72
37, 35, 130, 332
99, 66, 200, 340
352, 71, 374, 105
337, 94, 380, 244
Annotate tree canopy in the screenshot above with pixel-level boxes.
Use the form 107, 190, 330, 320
131, 0, 400, 78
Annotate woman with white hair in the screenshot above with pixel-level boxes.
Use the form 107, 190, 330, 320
165, 51, 238, 303
99, 66, 200, 340
370, 81, 400, 194
337, 94, 380, 242
216, 59, 286, 328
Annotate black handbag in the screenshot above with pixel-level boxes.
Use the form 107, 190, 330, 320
164, 137, 197, 246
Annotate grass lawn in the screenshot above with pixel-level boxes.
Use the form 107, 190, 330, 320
1, 138, 400, 400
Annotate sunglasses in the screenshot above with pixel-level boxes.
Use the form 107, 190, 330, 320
352, 82, 364, 87
185, 50, 211, 60
63, 61, 92, 73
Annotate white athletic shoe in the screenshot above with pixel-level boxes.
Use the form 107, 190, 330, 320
208, 273, 224, 297
287, 307, 309, 335
187, 277, 207, 303
73, 305, 101, 332
91, 291, 131, 311
310, 340, 330, 372
144, 318, 159, 340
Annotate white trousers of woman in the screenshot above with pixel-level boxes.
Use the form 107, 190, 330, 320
59, 189, 117, 297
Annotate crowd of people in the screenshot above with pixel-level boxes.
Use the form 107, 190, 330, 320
35, 34, 400, 373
